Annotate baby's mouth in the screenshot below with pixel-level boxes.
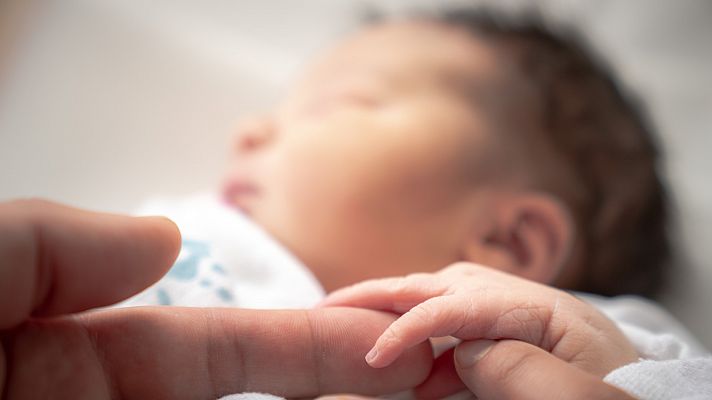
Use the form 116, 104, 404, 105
222, 180, 260, 215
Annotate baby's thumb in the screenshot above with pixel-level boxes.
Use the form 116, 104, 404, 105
454, 340, 636, 400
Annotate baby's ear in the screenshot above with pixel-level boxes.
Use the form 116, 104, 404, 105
461, 193, 574, 284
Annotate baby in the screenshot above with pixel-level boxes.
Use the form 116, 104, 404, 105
122, 6, 706, 399
223, 9, 666, 299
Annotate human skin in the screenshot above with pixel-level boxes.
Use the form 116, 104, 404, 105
318, 339, 637, 400
220, 22, 638, 398
321, 264, 639, 398
0, 199, 432, 399
0, 199, 636, 400
223, 22, 525, 293
0, 21, 641, 400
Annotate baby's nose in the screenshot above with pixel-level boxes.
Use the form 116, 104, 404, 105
232, 116, 275, 154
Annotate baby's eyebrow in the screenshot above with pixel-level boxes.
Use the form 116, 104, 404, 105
317, 71, 397, 101
439, 71, 490, 105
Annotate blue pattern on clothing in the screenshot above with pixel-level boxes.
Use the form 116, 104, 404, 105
159, 239, 236, 304
168, 240, 209, 280
157, 288, 172, 305
216, 287, 234, 302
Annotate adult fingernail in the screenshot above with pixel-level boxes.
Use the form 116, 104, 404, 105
456, 340, 496, 369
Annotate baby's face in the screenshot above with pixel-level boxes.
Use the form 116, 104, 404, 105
224, 23, 504, 291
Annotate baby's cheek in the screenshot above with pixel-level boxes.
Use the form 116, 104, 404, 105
270, 140, 370, 231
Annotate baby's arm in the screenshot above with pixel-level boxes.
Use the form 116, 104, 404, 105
320, 263, 639, 397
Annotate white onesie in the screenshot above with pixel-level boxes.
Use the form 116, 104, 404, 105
120, 194, 712, 400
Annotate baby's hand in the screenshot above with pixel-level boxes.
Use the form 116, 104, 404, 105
319, 263, 638, 379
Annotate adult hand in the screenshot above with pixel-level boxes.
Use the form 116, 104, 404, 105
0, 199, 432, 399
448, 339, 636, 400
317, 339, 637, 400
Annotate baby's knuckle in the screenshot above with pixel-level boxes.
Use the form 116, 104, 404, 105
351, 279, 377, 291
391, 273, 427, 294
403, 272, 431, 284
381, 324, 406, 347
388, 277, 412, 295
409, 303, 435, 323
443, 262, 479, 276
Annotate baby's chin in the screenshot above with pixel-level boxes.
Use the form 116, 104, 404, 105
217, 198, 400, 292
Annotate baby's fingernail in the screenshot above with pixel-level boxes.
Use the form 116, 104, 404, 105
365, 347, 379, 365
455, 340, 496, 369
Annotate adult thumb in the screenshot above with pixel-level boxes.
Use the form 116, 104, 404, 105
454, 340, 637, 400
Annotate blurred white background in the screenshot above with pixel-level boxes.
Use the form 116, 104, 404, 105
0, 0, 710, 348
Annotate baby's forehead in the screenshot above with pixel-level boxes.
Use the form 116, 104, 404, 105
295, 21, 501, 95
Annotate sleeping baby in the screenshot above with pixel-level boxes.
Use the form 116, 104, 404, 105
120, 6, 709, 399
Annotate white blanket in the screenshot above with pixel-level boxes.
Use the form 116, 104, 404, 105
119, 193, 324, 309
121, 194, 711, 399
579, 294, 712, 399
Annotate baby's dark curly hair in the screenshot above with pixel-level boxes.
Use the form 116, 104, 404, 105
439, 7, 670, 297
367, 6, 670, 297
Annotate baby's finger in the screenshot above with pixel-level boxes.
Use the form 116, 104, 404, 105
366, 296, 469, 368
319, 274, 448, 313
371, 289, 636, 377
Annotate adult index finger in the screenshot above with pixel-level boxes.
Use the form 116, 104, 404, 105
4, 307, 434, 399
0, 199, 181, 329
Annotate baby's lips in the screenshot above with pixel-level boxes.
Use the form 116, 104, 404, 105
222, 179, 259, 199
221, 178, 261, 214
